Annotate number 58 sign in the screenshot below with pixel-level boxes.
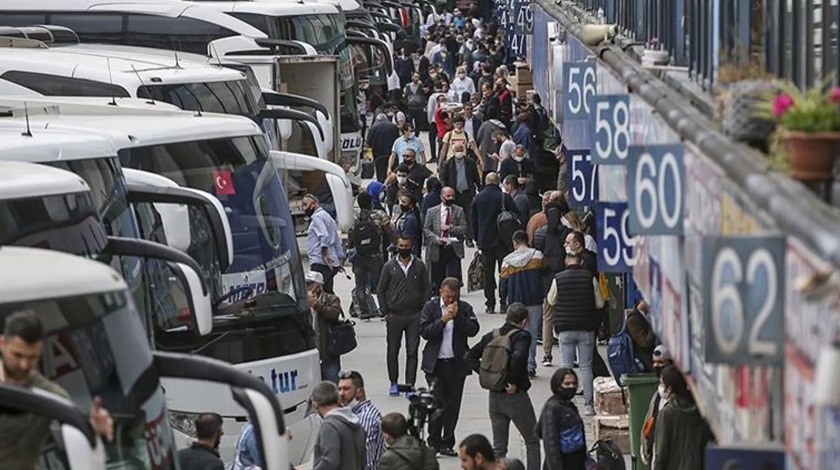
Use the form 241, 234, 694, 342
701, 237, 785, 365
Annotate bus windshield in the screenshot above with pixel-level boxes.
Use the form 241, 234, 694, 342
0, 191, 107, 255
118, 135, 308, 321
0, 290, 176, 469
232, 12, 360, 133
136, 79, 261, 119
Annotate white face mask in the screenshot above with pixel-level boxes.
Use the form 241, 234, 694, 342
397, 176, 408, 185
565, 246, 578, 256
454, 152, 466, 159
513, 155, 524, 162
657, 385, 668, 400
346, 398, 359, 410
458, 73, 466, 79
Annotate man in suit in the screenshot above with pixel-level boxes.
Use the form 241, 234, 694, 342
423, 187, 468, 290
419, 277, 480, 456
438, 142, 481, 247
470, 172, 520, 314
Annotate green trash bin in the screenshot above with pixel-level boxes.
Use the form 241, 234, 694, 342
623, 373, 659, 470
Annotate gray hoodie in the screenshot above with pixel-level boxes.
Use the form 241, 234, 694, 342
313, 407, 367, 470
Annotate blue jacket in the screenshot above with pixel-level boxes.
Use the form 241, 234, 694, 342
470, 184, 519, 249
499, 247, 547, 306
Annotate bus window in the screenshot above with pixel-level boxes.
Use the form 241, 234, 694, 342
49, 13, 122, 43
125, 14, 235, 54
0, 71, 130, 98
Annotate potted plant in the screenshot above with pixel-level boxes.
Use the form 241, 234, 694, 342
769, 81, 840, 181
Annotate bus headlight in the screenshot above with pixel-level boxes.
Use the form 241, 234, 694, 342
169, 411, 201, 437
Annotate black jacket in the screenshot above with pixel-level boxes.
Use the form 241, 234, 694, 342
367, 120, 401, 159
465, 323, 532, 392
536, 396, 587, 470
499, 157, 537, 182
377, 256, 431, 315
439, 156, 481, 193
553, 265, 598, 332
470, 184, 519, 249
419, 297, 480, 376
177, 443, 224, 470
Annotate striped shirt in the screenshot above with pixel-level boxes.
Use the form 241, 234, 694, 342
352, 400, 384, 470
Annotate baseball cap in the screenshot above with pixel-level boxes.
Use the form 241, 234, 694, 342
305, 271, 324, 285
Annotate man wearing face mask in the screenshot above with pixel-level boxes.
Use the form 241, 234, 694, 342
377, 236, 430, 395
493, 78, 513, 125
640, 345, 673, 466
439, 143, 481, 247
389, 124, 427, 170
385, 153, 431, 210
498, 145, 535, 183
395, 48, 415, 88
338, 371, 384, 470
440, 116, 480, 162
563, 231, 597, 277
424, 186, 468, 290
177, 413, 225, 470
404, 74, 429, 131
451, 66, 477, 103
311, 381, 367, 470
625, 299, 656, 372
304, 194, 345, 294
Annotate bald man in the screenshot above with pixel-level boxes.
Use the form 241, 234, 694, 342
470, 172, 520, 314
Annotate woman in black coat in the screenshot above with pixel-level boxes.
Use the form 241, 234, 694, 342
536, 368, 587, 470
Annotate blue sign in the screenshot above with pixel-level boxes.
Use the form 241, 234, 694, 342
513, 0, 533, 34
701, 237, 785, 365
590, 95, 630, 165
508, 32, 527, 57
596, 202, 635, 273
705, 445, 785, 470
562, 62, 596, 120
627, 143, 685, 235
567, 150, 599, 207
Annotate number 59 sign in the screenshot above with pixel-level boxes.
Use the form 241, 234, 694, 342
596, 202, 634, 272
701, 237, 785, 365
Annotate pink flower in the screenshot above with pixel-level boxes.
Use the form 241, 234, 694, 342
830, 87, 840, 104
773, 93, 794, 118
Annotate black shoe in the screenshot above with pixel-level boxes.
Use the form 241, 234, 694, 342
437, 447, 458, 457
500, 303, 508, 313
485, 306, 495, 314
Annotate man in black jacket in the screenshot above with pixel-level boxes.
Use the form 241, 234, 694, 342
377, 236, 431, 395
546, 253, 606, 416
177, 413, 225, 470
470, 172, 519, 313
419, 277, 480, 456
465, 303, 540, 470
564, 230, 597, 277
438, 143, 481, 246
368, 114, 401, 183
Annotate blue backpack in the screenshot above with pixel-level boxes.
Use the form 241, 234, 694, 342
606, 313, 645, 385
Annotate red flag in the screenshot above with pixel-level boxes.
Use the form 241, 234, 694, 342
212, 169, 235, 196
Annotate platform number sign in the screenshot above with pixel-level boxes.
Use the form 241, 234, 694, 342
513, 0, 533, 35
627, 144, 685, 235
590, 95, 630, 164
509, 33, 527, 56
563, 62, 596, 120
596, 202, 634, 272
567, 150, 599, 207
701, 237, 785, 365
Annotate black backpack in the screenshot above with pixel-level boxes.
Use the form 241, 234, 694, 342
590, 439, 626, 470
496, 192, 519, 252
351, 211, 381, 256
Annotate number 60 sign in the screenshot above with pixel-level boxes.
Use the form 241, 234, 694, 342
701, 237, 785, 366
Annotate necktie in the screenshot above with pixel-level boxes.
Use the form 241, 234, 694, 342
442, 208, 451, 238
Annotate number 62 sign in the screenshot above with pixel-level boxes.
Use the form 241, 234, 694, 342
701, 237, 785, 365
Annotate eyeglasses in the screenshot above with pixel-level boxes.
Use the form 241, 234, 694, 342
338, 370, 358, 379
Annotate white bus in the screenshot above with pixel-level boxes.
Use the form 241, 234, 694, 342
0, 98, 322, 464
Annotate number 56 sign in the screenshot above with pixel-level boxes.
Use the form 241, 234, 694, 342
701, 237, 785, 365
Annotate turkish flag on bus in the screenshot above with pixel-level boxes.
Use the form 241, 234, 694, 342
212, 169, 235, 196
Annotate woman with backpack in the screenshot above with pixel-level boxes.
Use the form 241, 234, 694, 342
536, 368, 587, 470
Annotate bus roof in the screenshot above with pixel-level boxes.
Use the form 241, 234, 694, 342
0, 246, 127, 303
0, 97, 264, 150
0, 160, 90, 200
0, 46, 248, 92
0, 125, 119, 163
0, 0, 268, 38
194, 1, 340, 15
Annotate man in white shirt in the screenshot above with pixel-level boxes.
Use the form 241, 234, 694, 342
450, 66, 476, 103
418, 278, 480, 456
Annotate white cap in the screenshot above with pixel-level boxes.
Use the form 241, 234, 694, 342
305, 271, 324, 285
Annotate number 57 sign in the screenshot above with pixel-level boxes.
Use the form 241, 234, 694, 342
701, 237, 785, 365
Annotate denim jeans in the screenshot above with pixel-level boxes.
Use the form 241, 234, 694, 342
321, 356, 341, 383
557, 330, 595, 406
525, 305, 541, 372
488, 391, 541, 470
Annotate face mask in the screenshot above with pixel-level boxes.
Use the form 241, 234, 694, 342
304, 207, 315, 217
405, 159, 415, 166
398, 248, 412, 258
406, 132, 415, 139
442, 199, 455, 206
454, 152, 466, 159
653, 365, 665, 377
657, 385, 668, 400
565, 246, 578, 256
346, 398, 359, 410
558, 386, 577, 400
397, 176, 407, 185
458, 73, 466, 79
387, 112, 395, 117
513, 155, 524, 162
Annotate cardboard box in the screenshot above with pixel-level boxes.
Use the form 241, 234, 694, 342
514, 61, 533, 84
594, 415, 631, 454
594, 377, 628, 415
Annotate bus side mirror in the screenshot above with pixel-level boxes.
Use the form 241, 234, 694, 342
166, 261, 213, 336
153, 351, 288, 470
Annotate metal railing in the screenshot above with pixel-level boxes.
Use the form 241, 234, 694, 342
569, 0, 840, 89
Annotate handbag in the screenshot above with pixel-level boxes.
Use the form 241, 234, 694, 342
467, 251, 484, 292
328, 311, 358, 356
